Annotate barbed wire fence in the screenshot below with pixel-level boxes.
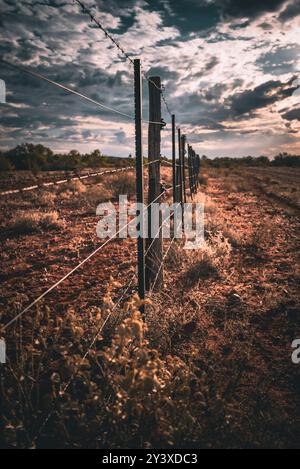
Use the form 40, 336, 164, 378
0, 0, 202, 442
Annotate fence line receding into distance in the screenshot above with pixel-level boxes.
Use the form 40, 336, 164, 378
0, 1, 201, 343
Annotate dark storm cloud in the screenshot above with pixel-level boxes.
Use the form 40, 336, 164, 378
159, 0, 290, 27
279, 0, 300, 21
282, 107, 300, 121
227, 78, 299, 117
213, 0, 288, 20
147, 0, 220, 34
172, 77, 300, 136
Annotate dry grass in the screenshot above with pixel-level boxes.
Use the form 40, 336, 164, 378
198, 174, 208, 186
165, 242, 189, 269
83, 185, 114, 210
107, 172, 136, 200
196, 190, 241, 247
0, 291, 234, 449
246, 222, 278, 253
55, 174, 135, 210
182, 232, 232, 285
196, 192, 216, 214
8, 210, 66, 234
66, 180, 87, 194
1, 167, 299, 449
38, 191, 57, 207
55, 180, 87, 202
206, 211, 241, 247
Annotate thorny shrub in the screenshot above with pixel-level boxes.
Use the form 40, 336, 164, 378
0, 290, 231, 449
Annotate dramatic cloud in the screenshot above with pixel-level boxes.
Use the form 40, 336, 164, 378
214, 0, 288, 20
279, 0, 300, 21
0, 0, 300, 158
282, 107, 300, 121
227, 79, 299, 117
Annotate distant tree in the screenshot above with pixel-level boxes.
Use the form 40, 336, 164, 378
5, 143, 53, 171
273, 153, 300, 167
256, 156, 270, 166
63, 150, 82, 170
0, 153, 13, 170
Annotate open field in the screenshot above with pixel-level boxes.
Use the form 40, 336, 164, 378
0, 166, 299, 449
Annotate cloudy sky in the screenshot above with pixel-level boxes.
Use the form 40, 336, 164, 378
0, 0, 300, 158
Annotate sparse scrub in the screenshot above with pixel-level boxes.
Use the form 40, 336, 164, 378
246, 223, 278, 252
235, 179, 253, 193
107, 172, 136, 200
196, 192, 216, 214
55, 180, 87, 199
183, 232, 232, 285
221, 178, 239, 193
206, 211, 241, 247
83, 185, 113, 209
1, 164, 299, 450
66, 180, 87, 194
198, 174, 208, 186
38, 191, 56, 207
39, 211, 66, 230
0, 293, 231, 449
165, 241, 189, 269
8, 210, 66, 234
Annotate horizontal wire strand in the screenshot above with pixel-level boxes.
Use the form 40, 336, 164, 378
1, 59, 134, 120
0, 166, 135, 196
1, 59, 166, 127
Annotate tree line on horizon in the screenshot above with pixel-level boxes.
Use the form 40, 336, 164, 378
201, 153, 300, 168
0, 143, 299, 172
0, 144, 131, 172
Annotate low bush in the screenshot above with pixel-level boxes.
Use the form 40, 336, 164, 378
107, 172, 136, 200
38, 191, 57, 207
83, 185, 113, 208
183, 232, 232, 285
0, 293, 228, 449
8, 210, 66, 234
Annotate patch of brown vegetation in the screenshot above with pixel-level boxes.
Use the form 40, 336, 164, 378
7, 210, 66, 234
0, 166, 299, 449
